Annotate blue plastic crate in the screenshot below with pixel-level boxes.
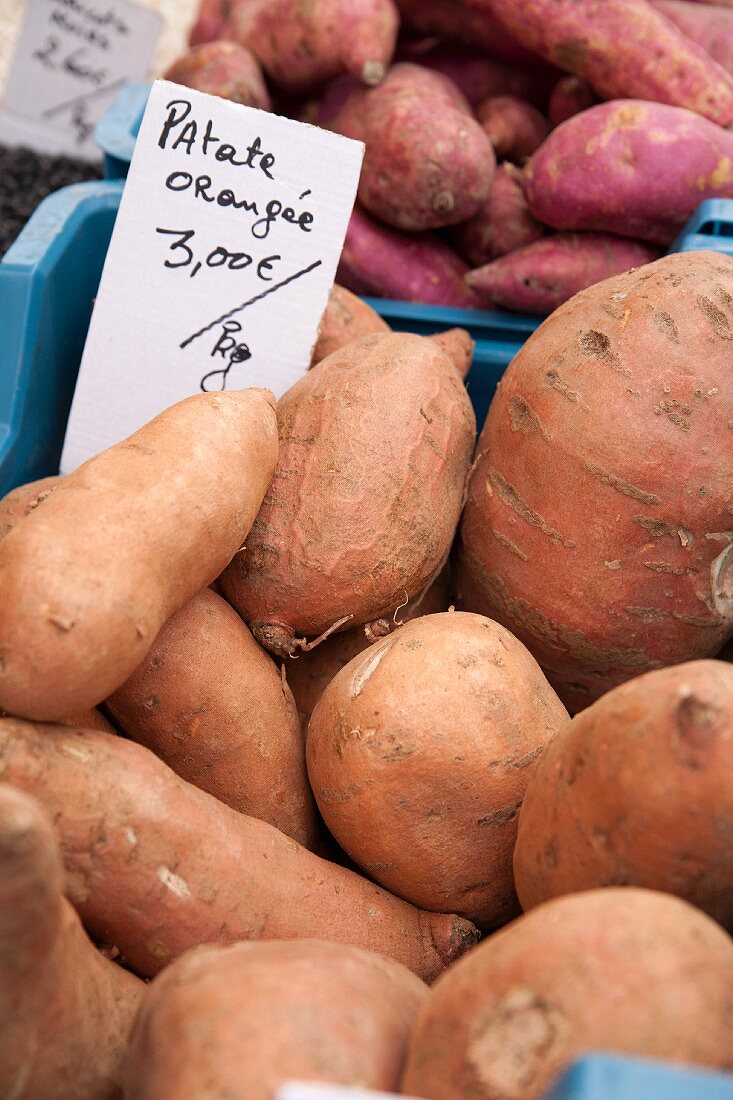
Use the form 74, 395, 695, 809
669, 198, 733, 256
546, 1055, 733, 1100
0, 178, 540, 493
95, 81, 149, 179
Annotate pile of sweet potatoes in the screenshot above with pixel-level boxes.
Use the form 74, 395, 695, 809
2, 250, 733, 1096
167, 0, 733, 314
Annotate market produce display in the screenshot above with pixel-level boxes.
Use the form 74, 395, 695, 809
3, 0, 733, 1093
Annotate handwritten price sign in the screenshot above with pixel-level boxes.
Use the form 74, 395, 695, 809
0, 0, 161, 158
61, 81, 364, 471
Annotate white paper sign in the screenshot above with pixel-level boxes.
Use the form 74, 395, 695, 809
0, 0, 161, 159
60, 80, 364, 472
277, 1086, 409, 1100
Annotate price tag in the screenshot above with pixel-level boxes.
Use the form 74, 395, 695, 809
60, 81, 364, 472
0, 0, 162, 160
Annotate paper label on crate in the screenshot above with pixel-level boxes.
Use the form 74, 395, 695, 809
276, 1086, 409, 1100
60, 80, 364, 472
0, 0, 161, 160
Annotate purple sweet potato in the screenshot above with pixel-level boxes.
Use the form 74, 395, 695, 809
467, 233, 661, 314
188, 0, 230, 46
450, 164, 544, 267
164, 41, 271, 109
223, 0, 399, 91
477, 95, 550, 162
525, 99, 733, 245
338, 206, 479, 307
651, 0, 733, 76
399, 43, 557, 107
394, 0, 540, 65
548, 75, 597, 125
334, 64, 495, 230
475, 0, 733, 124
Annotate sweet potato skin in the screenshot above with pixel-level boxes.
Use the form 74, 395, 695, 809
548, 75, 597, 125
394, 0, 540, 65
307, 612, 568, 929
477, 95, 549, 163
224, 0, 399, 90
401, 888, 733, 1100
105, 587, 320, 849
514, 660, 733, 929
188, 0, 230, 45
480, 0, 733, 124
451, 164, 544, 268
399, 43, 556, 108
220, 332, 476, 657
651, 0, 733, 76
0, 389, 278, 721
0, 475, 59, 538
0, 783, 143, 1100
164, 41, 271, 109
526, 99, 733, 245
0, 718, 478, 982
311, 284, 390, 366
124, 940, 426, 1100
467, 233, 660, 314
334, 64, 495, 230
457, 251, 733, 712
337, 206, 479, 307
287, 569, 452, 727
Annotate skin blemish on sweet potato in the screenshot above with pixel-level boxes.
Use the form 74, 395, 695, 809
350, 638, 394, 698
583, 462, 661, 505
508, 396, 543, 435
467, 988, 568, 1098
488, 469, 575, 548
697, 296, 733, 340
492, 529, 529, 562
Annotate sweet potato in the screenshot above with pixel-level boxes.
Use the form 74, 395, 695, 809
0, 389, 278, 722
456, 251, 733, 711
219, 332, 476, 657
475, 0, 733, 124
337, 206, 479, 307
548, 75, 598, 125
125, 940, 426, 1099
467, 233, 660, 315
287, 568, 452, 727
450, 164, 544, 268
0, 783, 143, 1100
223, 0, 399, 90
477, 95, 549, 163
105, 587, 319, 848
0, 718, 478, 982
0, 475, 59, 538
307, 611, 568, 929
401, 888, 733, 1100
333, 64, 495, 230
164, 41, 271, 109
514, 660, 733, 929
188, 0, 230, 45
525, 100, 733, 245
651, 0, 733, 76
397, 43, 556, 108
394, 0, 540, 65
311, 284, 390, 366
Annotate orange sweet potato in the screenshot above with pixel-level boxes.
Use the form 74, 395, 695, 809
402, 888, 733, 1100
514, 659, 733, 929
0, 783, 143, 1100
220, 332, 476, 658
106, 587, 320, 849
287, 568, 452, 727
457, 251, 733, 712
0, 718, 478, 982
307, 611, 568, 930
124, 940, 426, 1099
0, 389, 278, 722
164, 41, 271, 109
311, 284, 390, 366
0, 475, 59, 538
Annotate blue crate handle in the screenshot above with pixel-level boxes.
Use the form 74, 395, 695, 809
669, 198, 733, 252
545, 1054, 733, 1100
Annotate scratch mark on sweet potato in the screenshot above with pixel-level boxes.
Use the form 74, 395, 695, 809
488, 469, 575, 548
584, 462, 661, 505
492, 529, 529, 562
697, 295, 733, 340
